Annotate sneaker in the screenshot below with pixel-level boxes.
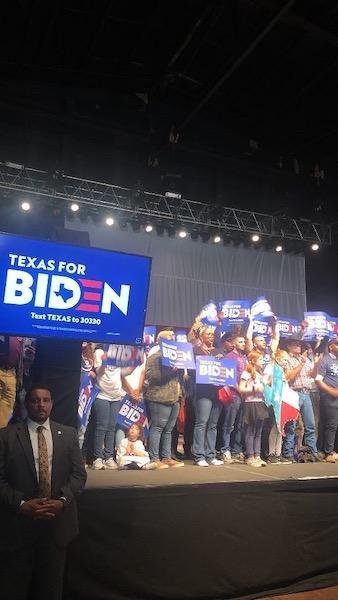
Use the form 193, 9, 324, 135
152, 460, 169, 469
246, 456, 262, 468
142, 461, 158, 470
282, 455, 297, 463
208, 458, 223, 466
278, 456, 292, 464
324, 454, 337, 463
105, 458, 118, 470
222, 450, 234, 464
92, 458, 106, 470
267, 454, 279, 464
231, 452, 245, 463
254, 457, 267, 467
162, 458, 185, 468
332, 452, 338, 460
196, 459, 209, 467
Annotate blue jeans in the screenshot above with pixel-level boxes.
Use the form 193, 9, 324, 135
320, 393, 338, 454
221, 394, 243, 455
192, 396, 222, 461
93, 398, 121, 460
283, 391, 317, 457
245, 420, 264, 458
148, 401, 180, 460
115, 426, 126, 449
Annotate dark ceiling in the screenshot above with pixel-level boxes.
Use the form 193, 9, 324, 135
1, 0, 338, 223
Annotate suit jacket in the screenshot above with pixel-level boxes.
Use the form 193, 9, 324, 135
0, 420, 87, 551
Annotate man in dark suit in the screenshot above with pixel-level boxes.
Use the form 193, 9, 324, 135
0, 385, 87, 600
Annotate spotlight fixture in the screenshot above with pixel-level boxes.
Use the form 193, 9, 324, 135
105, 217, 114, 226
70, 203, 79, 212
21, 201, 31, 211
251, 234, 260, 242
214, 235, 221, 243
311, 243, 319, 251
145, 224, 153, 233
178, 229, 187, 239
275, 245, 283, 252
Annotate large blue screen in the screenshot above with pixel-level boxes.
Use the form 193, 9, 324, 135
0, 233, 151, 344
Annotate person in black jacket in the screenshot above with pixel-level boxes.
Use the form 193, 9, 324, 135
0, 385, 87, 600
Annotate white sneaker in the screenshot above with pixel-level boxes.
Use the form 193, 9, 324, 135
196, 459, 209, 467
142, 462, 157, 470
105, 458, 118, 470
255, 457, 267, 467
209, 458, 223, 466
222, 450, 234, 464
93, 458, 106, 470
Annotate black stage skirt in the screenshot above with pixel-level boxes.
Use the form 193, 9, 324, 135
243, 401, 269, 426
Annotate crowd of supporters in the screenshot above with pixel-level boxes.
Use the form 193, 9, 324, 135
87, 319, 338, 470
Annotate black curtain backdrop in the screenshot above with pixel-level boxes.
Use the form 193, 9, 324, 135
32, 338, 81, 427
65, 479, 338, 600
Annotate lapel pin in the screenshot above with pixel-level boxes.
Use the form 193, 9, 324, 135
58, 431, 62, 435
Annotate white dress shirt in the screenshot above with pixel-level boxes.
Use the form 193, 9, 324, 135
27, 417, 53, 483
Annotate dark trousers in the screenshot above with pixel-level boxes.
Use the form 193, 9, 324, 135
320, 392, 338, 455
171, 396, 195, 458
2, 536, 67, 600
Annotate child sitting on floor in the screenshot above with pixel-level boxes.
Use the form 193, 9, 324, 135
116, 424, 156, 470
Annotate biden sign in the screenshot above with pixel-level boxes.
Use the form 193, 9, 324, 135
0, 233, 151, 344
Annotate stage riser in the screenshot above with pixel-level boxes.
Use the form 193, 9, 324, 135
65, 480, 338, 600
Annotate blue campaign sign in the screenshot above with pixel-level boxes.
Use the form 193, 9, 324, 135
160, 339, 195, 369
251, 296, 274, 320
143, 325, 157, 351
198, 301, 219, 326
303, 312, 332, 340
253, 317, 272, 339
196, 356, 237, 387
218, 300, 251, 331
78, 373, 101, 428
0, 232, 151, 344
117, 395, 149, 437
101, 344, 144, 367
277, 317, 300, 338
175, 329, 188, 343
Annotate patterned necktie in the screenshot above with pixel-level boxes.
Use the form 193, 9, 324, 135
37, 425, 51, 499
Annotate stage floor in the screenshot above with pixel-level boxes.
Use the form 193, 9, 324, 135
85, 459, 338, 489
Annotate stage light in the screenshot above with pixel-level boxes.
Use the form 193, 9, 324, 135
275, 245, 283, 252
214, 235, 221, 243
70, 203, 79, 212
178, 229, 187, 239
105, 217, 114, 226
145, 224, 153, 233
21, 201, 31, 211
252, 234, 260, 242
311, 243, 319, 251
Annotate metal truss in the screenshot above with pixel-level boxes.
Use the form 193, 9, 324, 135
0, 161, 332, 244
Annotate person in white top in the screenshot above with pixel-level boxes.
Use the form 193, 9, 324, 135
92, 346, 133, 471
239, 351, 269, 467
116, 424, 156, 470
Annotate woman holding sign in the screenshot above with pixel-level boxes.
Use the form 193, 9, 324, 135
192, 326, 224, 467
145, 331, 184, 469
